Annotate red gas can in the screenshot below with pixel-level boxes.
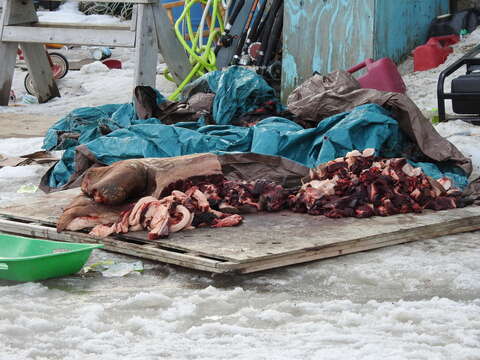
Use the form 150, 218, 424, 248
347, 58, 407, 93
413, 35, 459, 71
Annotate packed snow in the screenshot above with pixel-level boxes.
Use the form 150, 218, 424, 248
37, 2, 125, 25
0, 4, 480, 359
402, 27, 480, 115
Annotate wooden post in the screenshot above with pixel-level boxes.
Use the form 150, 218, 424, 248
150, 2, 192, 85
0, 0, 59, 105
134, 4, 159, 88
21, 43, 61, 103
0, 42, 18, 105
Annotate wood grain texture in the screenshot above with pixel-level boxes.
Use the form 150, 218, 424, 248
1, 190, 480, 273
281, 0, 449, 101
151, 2, 192, 85
373, 0, 449, 61
3, 26, 136, 47
282, 0, 374, 101
20, 42, 60, 103
134, 4, 159, 88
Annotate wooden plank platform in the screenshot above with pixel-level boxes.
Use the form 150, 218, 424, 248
0, 189, 480, 274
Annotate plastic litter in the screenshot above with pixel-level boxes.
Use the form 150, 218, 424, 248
16, 183, 38, 193
347, 58, 407, 93
22, 94, 38, 104
91, 47, 112, 61
100, 261, 144, 277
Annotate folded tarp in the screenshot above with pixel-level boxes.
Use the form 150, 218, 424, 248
40, 103, 468, 192
287, 71, 472, 177
41, 67, 471, 192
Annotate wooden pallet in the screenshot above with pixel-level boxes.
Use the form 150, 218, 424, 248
1, 189, 480, 274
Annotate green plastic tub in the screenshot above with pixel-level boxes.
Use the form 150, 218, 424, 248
0, 233, 103, 282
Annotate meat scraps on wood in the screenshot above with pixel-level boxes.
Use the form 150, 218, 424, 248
289, 149, 462, 218
58, 149, 463, 239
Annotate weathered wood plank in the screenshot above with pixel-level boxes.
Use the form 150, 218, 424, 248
2, 26, 136, 47
0, 0, 36, 105
144, 207, 480, 263
1, 0, 38, 26
0, 218, 230, 273
1, 189, 480, 274
32, 22, 132, 31
282, 0, 374, 102
224, 219, 480, 273
0, 41, 17, 105
150, 2, 192, 85
20, 42, 60, 103
134, 4, 159, 88
281, 0, 449, 102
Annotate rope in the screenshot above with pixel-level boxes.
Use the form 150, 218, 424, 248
166, 0, 225, 100
79, 2, 133, 20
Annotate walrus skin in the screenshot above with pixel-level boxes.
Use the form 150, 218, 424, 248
80, 154, 223, 206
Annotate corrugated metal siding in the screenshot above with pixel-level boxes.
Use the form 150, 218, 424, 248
373, 0, 449, 61
282, 0, 374, 101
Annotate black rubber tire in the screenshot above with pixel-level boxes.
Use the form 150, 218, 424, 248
48, 52, 69, 79
24, 73, 35, 96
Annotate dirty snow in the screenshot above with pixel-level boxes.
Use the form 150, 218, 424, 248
0, 5, 480, 359
1, 140, 480, 359
401, 27, 480, 115
0, 3, 174, 118
435, 120, 480, 180
37, 2, 125, 25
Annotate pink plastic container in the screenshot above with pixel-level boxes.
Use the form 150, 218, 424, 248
347, 58, 407, 93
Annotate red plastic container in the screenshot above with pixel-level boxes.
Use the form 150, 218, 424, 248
347, 58, 407, 93
102, 59, 122, 69
413, 34, 459, 72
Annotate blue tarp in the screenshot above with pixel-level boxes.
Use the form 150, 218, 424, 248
43, 67, 468, 190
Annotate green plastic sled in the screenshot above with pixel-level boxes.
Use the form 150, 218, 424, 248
0, 233, 103, 282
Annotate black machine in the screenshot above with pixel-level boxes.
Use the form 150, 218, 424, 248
437, 44, 480, 123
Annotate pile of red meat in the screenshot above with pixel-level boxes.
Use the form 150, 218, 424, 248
89, 176, 291, 239
62, 149, 463, 240
288, 149, 462, 218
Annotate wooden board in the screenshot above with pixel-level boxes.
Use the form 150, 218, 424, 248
2, 26, 136, 47
1, 190, 480, 274
281, 0, 449, 102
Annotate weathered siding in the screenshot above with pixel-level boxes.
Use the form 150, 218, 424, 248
373, 0, 449, 61
282, 0, 449, 101
282, 0, 375, 101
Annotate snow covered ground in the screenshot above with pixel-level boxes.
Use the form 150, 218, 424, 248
401, 27, 480, 115
0, 147, 480, 359
0, 4, 480, 360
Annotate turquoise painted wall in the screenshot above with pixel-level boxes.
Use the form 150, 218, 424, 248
282, 0, 449, 101
374, 0, 449, 60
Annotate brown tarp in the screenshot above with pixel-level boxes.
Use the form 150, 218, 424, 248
40, 152, 309, 195
287, 71, 472, 176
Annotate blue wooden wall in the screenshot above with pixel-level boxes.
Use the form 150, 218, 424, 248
282, 0, 375, 101
374, 0, 449, 60
282, 0, 449, 101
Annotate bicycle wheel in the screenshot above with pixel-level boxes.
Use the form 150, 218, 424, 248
24, 73, 36, 96
49, 52, 69, 79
